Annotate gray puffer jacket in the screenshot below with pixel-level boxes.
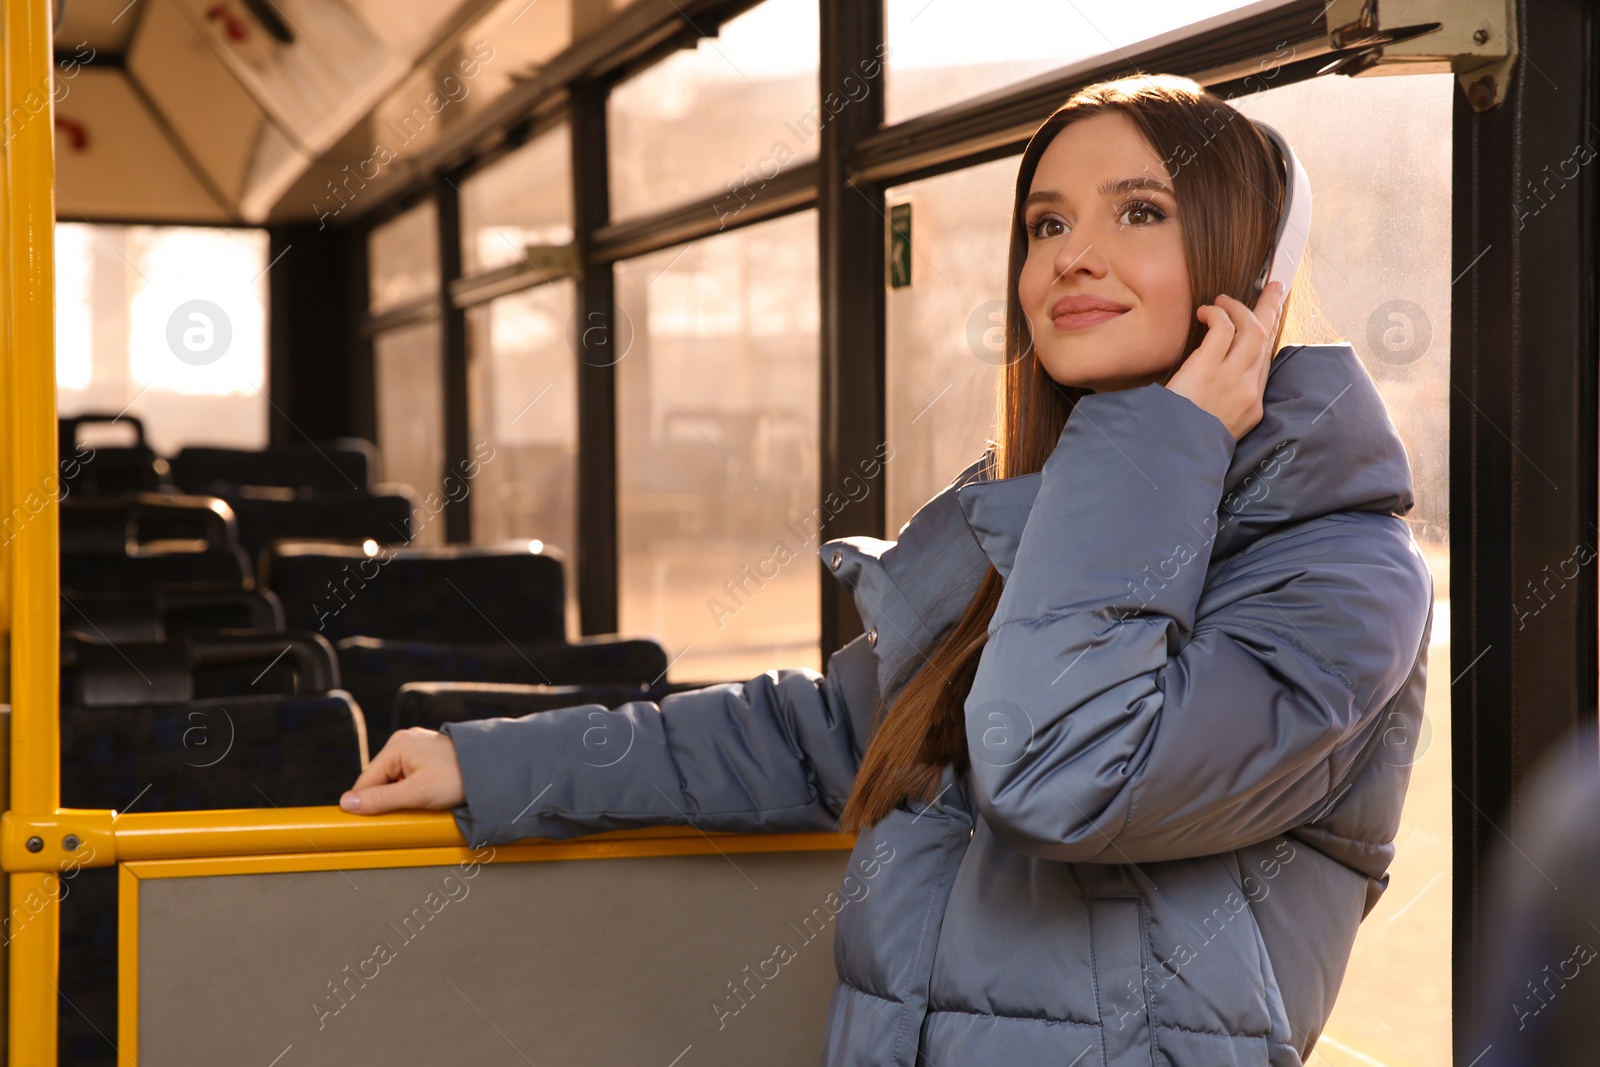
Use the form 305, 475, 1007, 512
442, 341, 1435, 1066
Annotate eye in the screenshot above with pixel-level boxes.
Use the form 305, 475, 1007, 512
1118, 199, 1169, 226
1025, 214, 1066, 240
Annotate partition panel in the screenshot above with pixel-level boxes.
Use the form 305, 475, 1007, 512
121, 834, 854, 1065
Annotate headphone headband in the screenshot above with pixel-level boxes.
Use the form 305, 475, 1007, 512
1248, 118, 1313, 296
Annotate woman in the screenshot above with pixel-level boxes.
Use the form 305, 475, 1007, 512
343, 73, 1434, 1065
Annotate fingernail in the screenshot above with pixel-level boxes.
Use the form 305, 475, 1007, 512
340, 792, 361, 812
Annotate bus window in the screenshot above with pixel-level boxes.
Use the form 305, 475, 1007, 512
883, 155, 1018, 533
883, 0, 1261, 125
607, 0, 818, 222
374, 319, 446, 546
458, 124, 573, 276
615, 208, 819, 682
466, 281, 580, 635
55, 222, 267, 455
367, 199, 439, 315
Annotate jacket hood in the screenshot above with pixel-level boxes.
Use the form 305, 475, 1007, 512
954, 342, 1417, 578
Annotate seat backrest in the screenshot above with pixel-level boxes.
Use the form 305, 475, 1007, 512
264, 541, 566, 644
169, 443, 372, 495
61, 493, 238, 554
62, 630, 339, 707
60, 693, 368, 811
223, 489, 415, 566
60, 590, 284, 643
59, 544, 252, 595
58, 414, 165, 497
334, 634, 669, 750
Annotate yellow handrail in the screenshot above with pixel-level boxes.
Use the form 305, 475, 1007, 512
2, 0, 58, 1062
111, 807, 465, 861
0, 804, 852, 867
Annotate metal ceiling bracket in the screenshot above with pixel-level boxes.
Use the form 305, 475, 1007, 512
1325, 0, 1520, 111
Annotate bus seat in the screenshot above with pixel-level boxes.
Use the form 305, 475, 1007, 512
59, 543, 252, 594
61, 492, 239, 554
58, 413, 166, 497
57, 691, 369, 1067
60, 547, 252, 598
263, 541, 566, 644
168, 441, 374, 495
62, 630, 339, 707
334, 634, 670, 749
61, 492, 253, 593
60, 691, 367, 809
60, 589, 285, 642
220, 487, 416, 568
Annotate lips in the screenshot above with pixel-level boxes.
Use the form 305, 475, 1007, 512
1049, 294, 1130, 331
1050, 294, 1131, 317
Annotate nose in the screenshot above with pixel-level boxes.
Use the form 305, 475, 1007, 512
1050, 227, 1108, 285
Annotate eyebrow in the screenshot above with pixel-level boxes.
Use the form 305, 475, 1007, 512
1021, 176, 1175, 213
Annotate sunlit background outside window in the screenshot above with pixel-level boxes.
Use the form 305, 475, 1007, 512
55, 223, 268, 455
607, 0, 818, 220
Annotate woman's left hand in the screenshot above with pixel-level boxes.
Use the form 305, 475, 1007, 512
1164, 280, 1288, 441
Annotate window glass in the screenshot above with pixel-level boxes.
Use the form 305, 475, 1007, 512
373, 319, 446, 546
367, 200, 439, 314
883, 155, 1017, 533
453, 0, 572, 119
615, 209, 819, 681
55, 222, 268, 455
458, 124, 574, 276
467, 281, 580, 637
608, 0, 818, 220
884, 0, 1261, 125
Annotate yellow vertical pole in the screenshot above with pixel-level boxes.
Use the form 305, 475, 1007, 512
1, 0, 58, 1063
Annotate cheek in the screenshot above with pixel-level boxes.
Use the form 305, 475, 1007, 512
1016, 253, 1049, 313
1132, 255, 1191, 337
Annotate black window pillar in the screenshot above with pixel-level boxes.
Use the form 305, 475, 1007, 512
1450, 2, 1600, 1058
437, 173, 472, 543
817, 0, 888, 656
267, 222, 361, 445
573, 78, 620, 636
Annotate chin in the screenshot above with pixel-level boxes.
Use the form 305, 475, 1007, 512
1036, 341, 1176, 393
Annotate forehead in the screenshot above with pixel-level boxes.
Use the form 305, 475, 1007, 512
1028, 111, 1172, 194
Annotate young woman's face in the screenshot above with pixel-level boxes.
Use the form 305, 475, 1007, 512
1016, 111, 1194, 393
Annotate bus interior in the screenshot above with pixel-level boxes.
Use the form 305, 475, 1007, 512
0, 0, 1592, 1064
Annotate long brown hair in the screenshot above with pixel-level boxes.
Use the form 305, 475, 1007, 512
837, 73, 1339, 833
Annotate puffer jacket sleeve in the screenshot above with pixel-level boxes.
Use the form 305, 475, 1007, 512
437, 630, 880, 848
962, 382, 1433, 864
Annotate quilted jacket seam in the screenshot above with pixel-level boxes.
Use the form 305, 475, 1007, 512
1150, 1020, 1297, 1050
920, 1006, 1101, 1029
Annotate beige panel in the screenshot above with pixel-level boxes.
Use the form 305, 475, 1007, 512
138, 848, 852, 1065
127, 0, 265, 205
57, 0, 146, 54
52, 69, 232, 224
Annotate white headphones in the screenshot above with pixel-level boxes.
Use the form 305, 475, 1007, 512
1248, 119, 1313, 296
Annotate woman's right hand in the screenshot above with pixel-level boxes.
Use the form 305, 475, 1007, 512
1164, 281, 1287, 441
341, 727, 465, 815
